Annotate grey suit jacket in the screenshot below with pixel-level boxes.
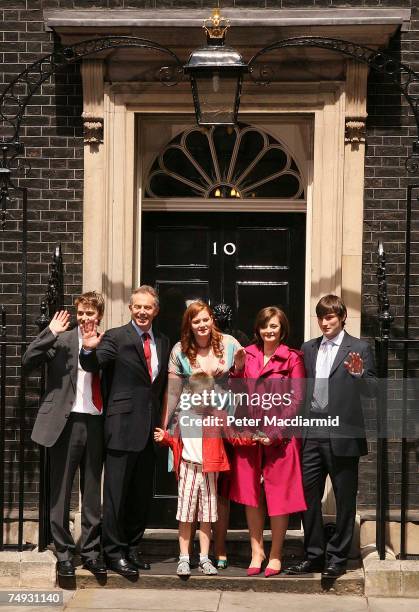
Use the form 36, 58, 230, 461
23, 326, 101, 447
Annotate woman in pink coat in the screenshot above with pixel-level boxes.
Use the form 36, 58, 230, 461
229, 306, 307, 577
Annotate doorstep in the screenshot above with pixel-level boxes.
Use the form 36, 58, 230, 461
63, 557, 364, 595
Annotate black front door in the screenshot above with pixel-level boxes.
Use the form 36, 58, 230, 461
141, 211, 306, 527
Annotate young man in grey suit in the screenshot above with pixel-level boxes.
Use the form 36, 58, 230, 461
80, 285, 170, 578
23, 292, 107, 578
284, 295, 377, 578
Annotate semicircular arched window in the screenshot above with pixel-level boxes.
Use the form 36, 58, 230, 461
145, 124, 305, 200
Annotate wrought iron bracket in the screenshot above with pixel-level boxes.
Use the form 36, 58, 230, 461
248, 36, 419, 173
0, 35, 183, 148
0, 35, 183, 229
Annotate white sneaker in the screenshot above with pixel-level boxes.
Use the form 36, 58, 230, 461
199, 559, 218, 575
177, 559, 191, 576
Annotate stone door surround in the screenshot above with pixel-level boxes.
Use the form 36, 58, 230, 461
81, 62, 367, 340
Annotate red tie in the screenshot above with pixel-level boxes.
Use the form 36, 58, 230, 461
142, 332, 153, 380
91, 372, 103, 413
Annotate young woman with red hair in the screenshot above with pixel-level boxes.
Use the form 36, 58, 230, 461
159, 300, 245, 577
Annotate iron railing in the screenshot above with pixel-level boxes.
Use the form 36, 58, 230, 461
0, 245, 63, 551
375, 198, 419, 560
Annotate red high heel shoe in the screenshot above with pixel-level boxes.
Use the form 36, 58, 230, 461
247, 566, 263, 576
264, 561, 282, 578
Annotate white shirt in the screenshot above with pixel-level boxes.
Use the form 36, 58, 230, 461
181, 437, 203, 464
316, 328, 345, 378
311, 329, 345, 412
180, 407, 203, 464
71, 327, 101, 416
131, 321, 159, 382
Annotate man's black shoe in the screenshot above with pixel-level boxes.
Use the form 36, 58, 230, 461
321, 563, 346, 578
57, 560, 75, 577
107, 557, 139, 578
128, 551, 151, 570
83, 558, 107, 575
283, 559, 324, 575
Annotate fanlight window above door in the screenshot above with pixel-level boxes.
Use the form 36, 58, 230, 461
145, 124, 304, 199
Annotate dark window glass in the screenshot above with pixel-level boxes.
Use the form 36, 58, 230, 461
145, 124, 304, 199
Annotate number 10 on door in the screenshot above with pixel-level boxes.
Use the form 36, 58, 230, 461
212, 242, 236, 255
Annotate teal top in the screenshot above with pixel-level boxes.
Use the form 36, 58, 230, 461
168, 333, 241, 378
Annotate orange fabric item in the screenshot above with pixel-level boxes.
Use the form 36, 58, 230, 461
159, 428, 255, 479
159, 431, 228, 478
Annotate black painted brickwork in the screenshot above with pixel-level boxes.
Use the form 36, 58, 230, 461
0, 1, 418, 519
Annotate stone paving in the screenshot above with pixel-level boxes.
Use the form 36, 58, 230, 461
0, 589, 416, 612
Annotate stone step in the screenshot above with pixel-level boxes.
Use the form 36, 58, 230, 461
140, 529, 305, 560
61, 558, 364, 595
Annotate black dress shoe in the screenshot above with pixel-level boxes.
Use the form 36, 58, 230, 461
283, 559, 324, 575
322, 563, 346, 578
83, 558, 107, 575
107, 557, 139, 578
57, 560, 75, 577
128, 551, 151, 570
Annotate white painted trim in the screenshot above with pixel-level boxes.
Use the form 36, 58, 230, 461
141, 199, 306, 212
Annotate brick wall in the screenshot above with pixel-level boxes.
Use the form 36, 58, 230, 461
0, 0, 417, 526
0, 1, 83, 519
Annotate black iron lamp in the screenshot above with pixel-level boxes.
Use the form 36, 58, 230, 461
184, 9, 248, 126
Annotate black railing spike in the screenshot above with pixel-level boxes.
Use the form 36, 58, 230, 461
37, 246, 65, 330
377, 241, 394, 340
36, 301, 49, 332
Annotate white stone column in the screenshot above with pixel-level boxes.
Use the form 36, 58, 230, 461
102, 88, 136, 329
81, 59, 105, 296
310, 86, 346, 338
342, 60, 368, 337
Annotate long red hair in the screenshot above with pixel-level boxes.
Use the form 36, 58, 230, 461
180, 301, 223, 366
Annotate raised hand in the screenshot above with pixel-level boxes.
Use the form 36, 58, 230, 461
154, 427, 165, 443
49, 310, 70, 335
257, 436, 273, 446
344, 352, 364, 375
252, 431, 273, 446
234, 347, 247, 371
80, 319, 104, 350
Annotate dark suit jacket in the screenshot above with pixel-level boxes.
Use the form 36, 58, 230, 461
79, 322, 170, 452
301, 330, 377, 457
22, 326, 104, 448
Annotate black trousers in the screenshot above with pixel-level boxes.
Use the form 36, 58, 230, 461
102, 437, 155, 560
49, 413, 104, 562
301, 437, 359, 567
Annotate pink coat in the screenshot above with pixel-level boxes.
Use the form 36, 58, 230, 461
228, 343, 307, 516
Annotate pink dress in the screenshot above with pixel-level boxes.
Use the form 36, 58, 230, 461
228, 343, 307, 516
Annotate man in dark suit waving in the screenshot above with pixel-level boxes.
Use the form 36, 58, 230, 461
284, 295, 376, 578
80, 285, 169, 578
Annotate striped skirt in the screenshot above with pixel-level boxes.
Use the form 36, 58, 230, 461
176, 460, 218, 523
